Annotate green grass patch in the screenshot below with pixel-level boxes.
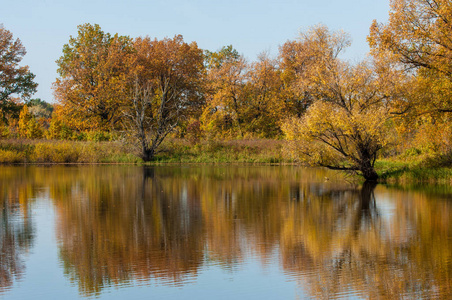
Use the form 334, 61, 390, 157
152, 139, 292, 164
376, 157, 452, 184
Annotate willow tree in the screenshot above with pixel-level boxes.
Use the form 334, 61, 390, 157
282, 26, 398, 181
122, 35, 204, 161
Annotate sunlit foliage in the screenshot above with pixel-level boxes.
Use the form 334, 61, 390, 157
121, 35, 205, 161
281, 26, 399, 180
54, 23, 133, 131
0, 25, 37, 123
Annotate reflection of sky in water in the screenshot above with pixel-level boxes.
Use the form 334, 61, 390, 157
375, 186, 415, 242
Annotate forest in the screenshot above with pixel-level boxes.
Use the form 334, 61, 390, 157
1, 0, 452, 182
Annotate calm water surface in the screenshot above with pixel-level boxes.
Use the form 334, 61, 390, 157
0, 165, 451, 299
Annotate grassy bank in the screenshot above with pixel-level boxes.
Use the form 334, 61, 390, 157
153, 139, 292, 163
0, 139, 141, 164
376, 155, 452, 184
3, 138, 452, 185
0, 138, 294, 164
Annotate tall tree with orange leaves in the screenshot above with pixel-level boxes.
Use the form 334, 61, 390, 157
122, 35, 205, 161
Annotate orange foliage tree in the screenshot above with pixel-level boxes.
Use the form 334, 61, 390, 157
369, 0, 452, 155
121, 35, 205, 161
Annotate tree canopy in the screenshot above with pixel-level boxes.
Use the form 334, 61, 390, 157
0, 24, 37, 121
54, 23, 134, 130
282, 26, 399, 181
122, 35, 205, 161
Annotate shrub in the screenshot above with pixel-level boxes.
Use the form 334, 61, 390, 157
0, 149, 25, 163
86, 131, 116, 142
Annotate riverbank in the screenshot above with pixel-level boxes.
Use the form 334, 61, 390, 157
376, 157, 452, 184
0, 138, 293, 164
0, 139, 140, 164
2, 138, 452, 184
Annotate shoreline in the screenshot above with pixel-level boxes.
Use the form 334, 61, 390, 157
1, 139, 452, 185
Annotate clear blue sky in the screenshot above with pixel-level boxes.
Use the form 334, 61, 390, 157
1, 0, 389, 103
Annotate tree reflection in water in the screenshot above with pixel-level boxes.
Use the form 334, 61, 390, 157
4, 165, 449, 298
0, 168, 35, 293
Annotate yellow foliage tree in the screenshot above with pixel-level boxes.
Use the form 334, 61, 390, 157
369, 0, 452, 156
18, 105, 42, 139
202, 46, 247, 138
242, 53, 286, 137
369, 0, 452, 113
18, 105, 32, 138
279, 24, 351, 118
282, 26, 400, 181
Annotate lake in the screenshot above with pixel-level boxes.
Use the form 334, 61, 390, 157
0, 165, 451, 299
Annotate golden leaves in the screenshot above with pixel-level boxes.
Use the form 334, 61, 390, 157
280, 26, 398, 179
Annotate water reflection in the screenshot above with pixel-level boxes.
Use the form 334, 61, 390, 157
53, 166, 204, 296
49, 166, 347, 296
0, 168, 35, 293
0, 166, 451, 299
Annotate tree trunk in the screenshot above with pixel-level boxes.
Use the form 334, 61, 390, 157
360, 159, 379, 181
142, 146, 154, 162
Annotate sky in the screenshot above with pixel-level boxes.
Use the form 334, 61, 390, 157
1, 0, 390, 103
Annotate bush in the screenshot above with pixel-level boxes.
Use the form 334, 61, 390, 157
86, 131, 116, 142
0, 149, 25, 163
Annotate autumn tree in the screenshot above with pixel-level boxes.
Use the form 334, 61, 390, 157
54, 23, 133, 131
242, 53, 286, 137
369, 0, 452, 113
279, 25, 351, 117
282, 26, 399, 181
201, 45, 248, 138
368, 0, 452, 156
0, 25, 37, 122
18, 105, 42, 139
122, 35, 204, 161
